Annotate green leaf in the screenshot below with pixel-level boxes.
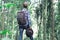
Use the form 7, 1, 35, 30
0, 30, 12, 35
4, 3, 16, 8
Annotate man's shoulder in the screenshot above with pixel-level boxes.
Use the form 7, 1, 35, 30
22, 8, 28, 11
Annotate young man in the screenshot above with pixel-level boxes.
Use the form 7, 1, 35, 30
17, 2, 33, 40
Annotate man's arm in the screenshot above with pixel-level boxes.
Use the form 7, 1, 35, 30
28, 11, 31, 27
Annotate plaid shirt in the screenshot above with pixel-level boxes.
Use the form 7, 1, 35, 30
22, 8, 31, 26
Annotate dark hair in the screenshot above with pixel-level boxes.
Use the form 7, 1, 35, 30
23, 4, 28, 8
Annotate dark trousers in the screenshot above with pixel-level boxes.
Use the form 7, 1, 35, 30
19, 26, 33, 40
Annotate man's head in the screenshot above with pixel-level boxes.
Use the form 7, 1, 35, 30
23, 2, 28, 8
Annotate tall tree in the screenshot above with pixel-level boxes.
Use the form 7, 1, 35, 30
57, 0, 60, 40
47, 0, 55, 40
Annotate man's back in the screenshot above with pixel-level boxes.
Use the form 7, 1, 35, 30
17, 8, 31, 28
22, 8, 31, 26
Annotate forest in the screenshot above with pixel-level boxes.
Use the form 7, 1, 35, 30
0, 0, 60, 40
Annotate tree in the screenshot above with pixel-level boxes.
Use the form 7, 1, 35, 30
47, 0, 55, 40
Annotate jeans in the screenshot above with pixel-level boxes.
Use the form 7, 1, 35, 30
19, 28, 33, 40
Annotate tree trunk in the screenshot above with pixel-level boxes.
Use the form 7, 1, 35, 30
48, 0, 55, 40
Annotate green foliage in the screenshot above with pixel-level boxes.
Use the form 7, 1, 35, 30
0, 30, 12, 35
4, 3, 16, 8
0, 5, 2, 9
0, 0, 59, 40
0, 3, 16, 9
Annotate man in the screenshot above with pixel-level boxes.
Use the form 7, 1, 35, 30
17, 2, 33, 40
